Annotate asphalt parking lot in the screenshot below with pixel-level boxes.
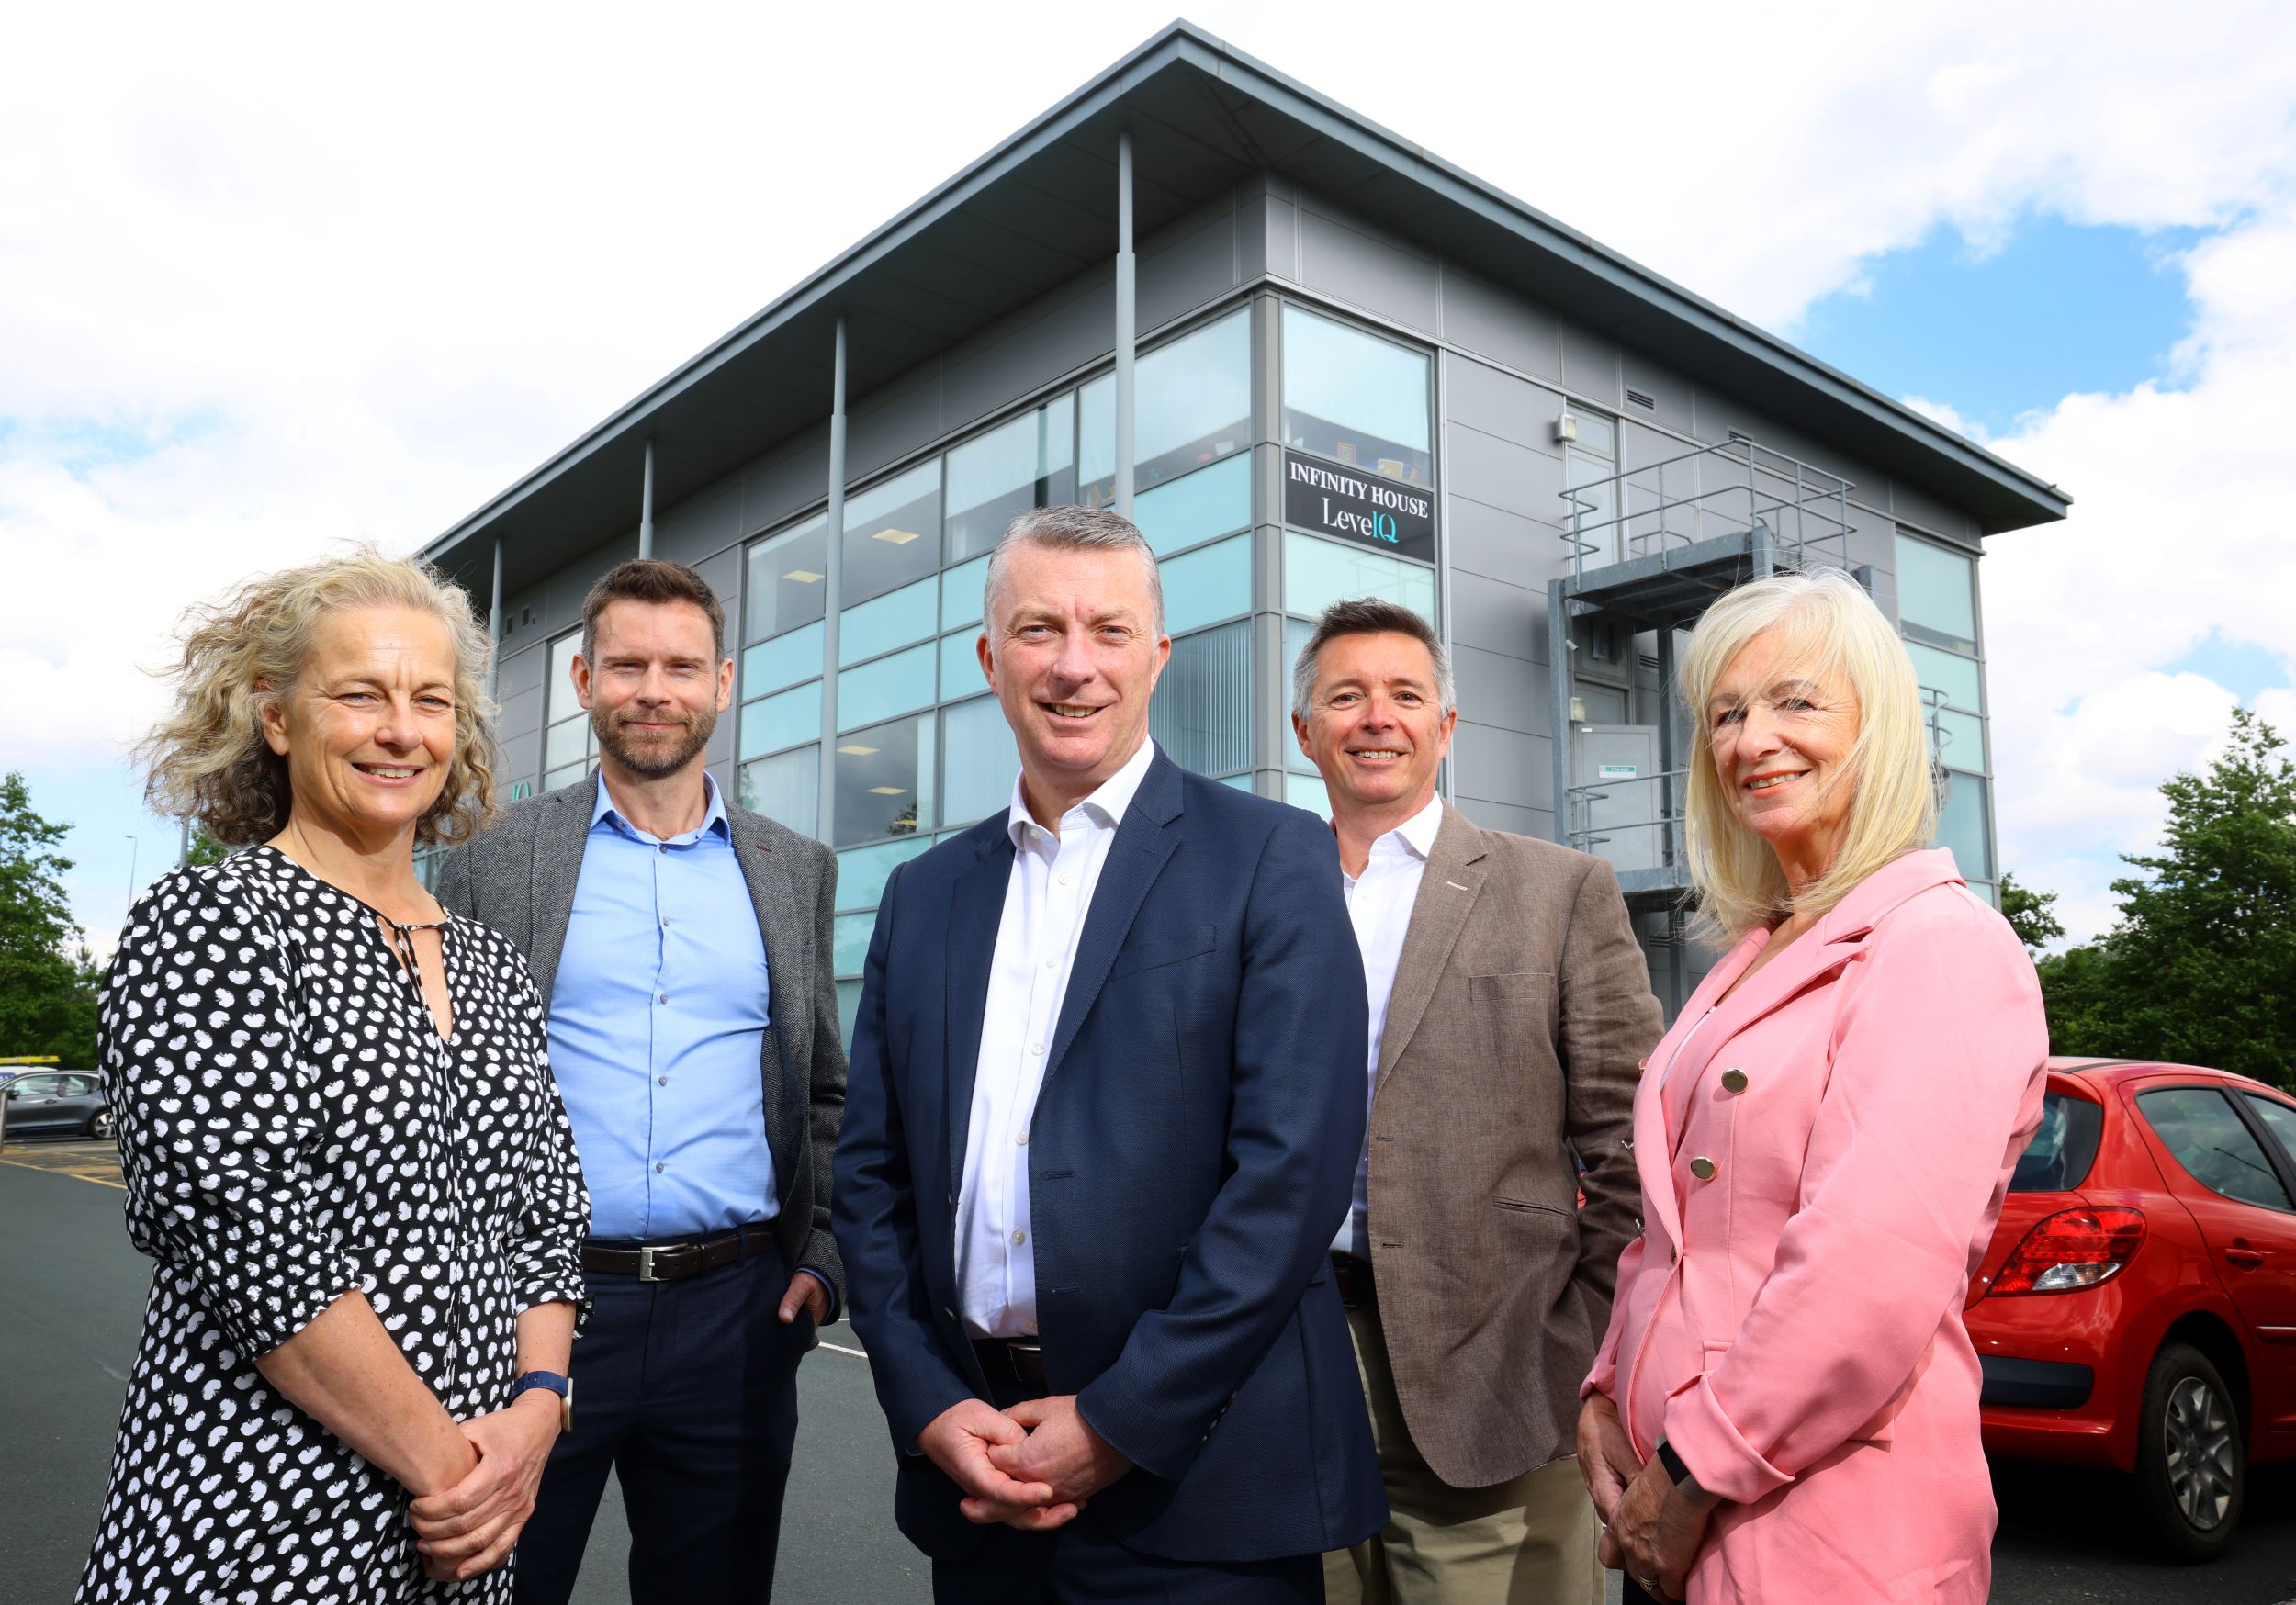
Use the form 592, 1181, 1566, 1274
6, 1139, 2296, 1603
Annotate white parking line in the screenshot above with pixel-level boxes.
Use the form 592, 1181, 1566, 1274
821, 1341, 869, 1360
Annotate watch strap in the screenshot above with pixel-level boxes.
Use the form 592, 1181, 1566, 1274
1654, 1436, 1717, 1507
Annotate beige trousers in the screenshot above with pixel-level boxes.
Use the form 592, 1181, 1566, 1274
1324, 1300, 1605, 1605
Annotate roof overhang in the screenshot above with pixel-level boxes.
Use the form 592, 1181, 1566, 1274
424, 19, 2068, 600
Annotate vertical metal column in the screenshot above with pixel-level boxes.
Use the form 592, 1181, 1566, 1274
1656, 622, 1685, 1016
638, 440, 656, 559
816, 316, 849, 843
1547, 578, 1573, 847
1114, 129, 1136, 520
486, 536, 504, 701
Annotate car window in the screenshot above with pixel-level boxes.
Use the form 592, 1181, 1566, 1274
2138, 1087, 2292, 1211
60, 1074, 96, 1096
8, 1075, 55, 1098
2011, 1090, 2105, 1192
2245, 1094, 2296, 1167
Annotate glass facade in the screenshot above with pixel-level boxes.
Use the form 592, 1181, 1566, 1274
541, 629, 596, 793
1281, 304, 1433, 487
1896, 532, 1994, 898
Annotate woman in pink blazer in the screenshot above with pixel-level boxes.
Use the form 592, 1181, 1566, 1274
1576, 568, 2048, 1603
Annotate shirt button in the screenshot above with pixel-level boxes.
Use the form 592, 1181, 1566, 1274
658, 1076, 669, 1086
1030, 1042, 1045, 1056
655, 1162, 665, 1173
1057, 874, 1071, 886
658, 992, 668, 1004
1016, 1131, 1029, 1145
1011, 1229, 1027, 1246
1043, 957, 1057, 970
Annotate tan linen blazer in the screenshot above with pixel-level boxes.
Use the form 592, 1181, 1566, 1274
1363, 803, 1661, 1488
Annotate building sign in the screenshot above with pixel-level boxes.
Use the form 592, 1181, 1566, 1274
1283, 450, 1435, 561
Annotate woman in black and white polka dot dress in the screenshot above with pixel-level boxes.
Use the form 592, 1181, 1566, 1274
80, 552, 589, 1603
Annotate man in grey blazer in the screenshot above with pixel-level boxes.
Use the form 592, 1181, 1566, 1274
1294, 599, 1662, 1605
434, 559, 845, 1605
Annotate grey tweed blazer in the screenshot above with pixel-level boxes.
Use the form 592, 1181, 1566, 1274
433, 772, 846, 1308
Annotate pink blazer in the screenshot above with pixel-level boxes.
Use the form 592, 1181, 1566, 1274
1584, 849, 2046, 1604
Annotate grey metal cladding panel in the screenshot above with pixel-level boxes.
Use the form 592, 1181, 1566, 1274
1297, 207, 1440, 332
1843, 500, 1896, 573
942, 273, 1115, 441
544, 533, 636, 632
1446, 424, 1568, 525
1559, 325, 1621, 407
1886, 477, 1977, 547
846, 368, 944, 483
655, 485, 741, 567
1447, 492, 1567, 591
1264, 193, 1298, 282
1453, 796, 1548, 840
1453, 644, 1548, 737
1139, 208, 1241, 331
1865, 564, 1900, 625
692, 546, 740, 607
743, 434, 830, 537
1620, 350, 1693, 432
1452, 720, 1548, 809
1236, 187, 1269, 282
1444, 354, 1557, 450
497, 639, 546, 702
1446, 567, 1545, 666
498, 723, 542, 791
495, 682, 545, 744
1440, 265, 1564, 382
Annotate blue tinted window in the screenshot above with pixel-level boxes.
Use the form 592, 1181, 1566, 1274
1282, 305, 1432, 486
833, 714, 935, 847
743, 620, 825, 698
739, 680, 822, 760
738, 745, 818, 838
941, 694, 1019, 829
838, 642, 937, 732
1160, 533, 1252, 635
1151, 622, 1251, 777
1137, 455, 1251, 557
839, 576, 937, 667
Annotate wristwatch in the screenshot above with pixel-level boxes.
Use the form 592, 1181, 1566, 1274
509, 1369, 573, 1435
1654, 1436, 1719, 1510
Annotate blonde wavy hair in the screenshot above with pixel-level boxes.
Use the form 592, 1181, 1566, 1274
138, 547, 500, 847
1679, 567, 1937, 945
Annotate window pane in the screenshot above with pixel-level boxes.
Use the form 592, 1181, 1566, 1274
1282, 305, 1432, 486
742, 619, 825, 699
940, 631, 989, 707
739, 679, 823, 760
941, 693, 1019, 829
944, 397, 1076, 563
1150, 622, 1251, 777
1283, 531, 1437, 620
833, 713, 935, 847
842, 462, 941, 605
836, 835, 936, 913
2139, 1088, 2291, 1210
1137, 455, 1251, 558
738, 745, 819, 837
1285, 770, 1332, 820
547, 632, 583, 722
1079, 310, 1253, 502
545, 762, 589, 793
1936, 769, 1993, 881
545, 714, 591, 772
838, 642, 937, 732
833, 911, 878, 976
1929, 705, 1986, 772
1905, 640, 1983, 712
839, 576, 938, 667
2009, 1091, 2105, 1192
2245, 1096, 2296, 1168
1160, 533, 1252, 637
746, 514, 830, 644
838, 978, 862, 1039
941, 554, 992, 631
1896, 535, 1978, 654
1221, 773, 1255, 792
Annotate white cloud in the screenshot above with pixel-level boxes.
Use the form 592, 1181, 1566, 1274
5, 1, 2295, 946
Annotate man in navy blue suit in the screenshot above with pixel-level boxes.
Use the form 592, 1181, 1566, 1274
834, 505, 1383, 1600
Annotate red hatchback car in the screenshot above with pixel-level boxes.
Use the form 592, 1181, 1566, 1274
1966, 1057, 2296, 1559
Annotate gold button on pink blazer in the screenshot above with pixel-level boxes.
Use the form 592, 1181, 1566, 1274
1585, 848, 2048, 1604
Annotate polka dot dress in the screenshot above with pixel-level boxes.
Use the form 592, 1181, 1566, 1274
78, 846, 591, 1604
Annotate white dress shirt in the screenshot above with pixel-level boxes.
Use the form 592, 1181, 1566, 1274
1332, 793, 1445, 1259
957, 736, 1159, 1339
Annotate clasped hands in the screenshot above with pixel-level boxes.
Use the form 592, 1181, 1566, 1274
917, 1395, 1133, 1531
1577, 1391, 1713, 1604
407, 1389, 563, 1584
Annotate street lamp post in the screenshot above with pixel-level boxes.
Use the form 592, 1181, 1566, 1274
123, 835, 139, 905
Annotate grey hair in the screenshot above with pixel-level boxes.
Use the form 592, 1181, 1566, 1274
982, 504, 1165, 641
1291, 597, 1457, 724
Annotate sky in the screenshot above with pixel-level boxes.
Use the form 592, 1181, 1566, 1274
6, 1, 2295, 956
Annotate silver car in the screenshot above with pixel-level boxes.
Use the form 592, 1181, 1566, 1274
1, 1071, 112, 1139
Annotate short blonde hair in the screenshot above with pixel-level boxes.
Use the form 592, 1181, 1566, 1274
1678, 567, 1936, 944
138, 548, 500, 847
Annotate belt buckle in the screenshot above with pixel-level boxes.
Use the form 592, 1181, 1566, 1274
638, 1245, 661, 1283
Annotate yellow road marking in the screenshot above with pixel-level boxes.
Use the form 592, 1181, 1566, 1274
0, 1141, 125, 1189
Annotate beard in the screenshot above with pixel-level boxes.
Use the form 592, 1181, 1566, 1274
595, 702, 715, 778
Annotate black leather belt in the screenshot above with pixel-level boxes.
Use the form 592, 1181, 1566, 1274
582, 1223, 775, 1283
1331, 1251, 1377, 1308
974, 1338, 1049, 1394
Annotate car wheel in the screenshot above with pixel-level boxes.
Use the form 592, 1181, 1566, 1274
2133, 1341, 2243, 1560
87, 1108, 115, 1142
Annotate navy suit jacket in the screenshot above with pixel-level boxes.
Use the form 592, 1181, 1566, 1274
831, 750, 1384, 1564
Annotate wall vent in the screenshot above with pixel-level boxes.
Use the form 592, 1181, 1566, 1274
1639, 653, 1661, 672
1626, 387, 1657, 410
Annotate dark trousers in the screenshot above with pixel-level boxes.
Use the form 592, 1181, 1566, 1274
1620, 1577, 1663, 1605
512, 1245, 812, 1605
929, 1365, 1322, 1605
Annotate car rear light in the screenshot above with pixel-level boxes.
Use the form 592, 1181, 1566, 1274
1987, 1207, 2146, 1295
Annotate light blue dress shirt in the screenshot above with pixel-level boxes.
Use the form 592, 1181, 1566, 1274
549, 773, 779, 1241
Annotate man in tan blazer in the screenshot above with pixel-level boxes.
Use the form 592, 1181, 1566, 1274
1295, 598, 1663, 1605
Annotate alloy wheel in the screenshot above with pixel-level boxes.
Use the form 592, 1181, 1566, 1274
2164, 1375, 2236, 1532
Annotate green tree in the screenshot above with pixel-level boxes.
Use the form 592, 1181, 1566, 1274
186, 825, 231, 868
0, 772, 101, 1066
1998, 871, 2065, 953
2033, 709, 2296, 1087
